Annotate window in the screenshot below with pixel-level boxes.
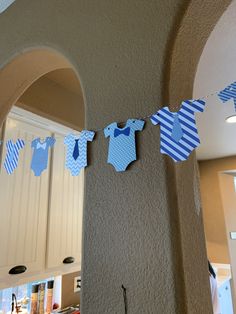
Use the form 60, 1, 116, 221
0, 277, 59, 314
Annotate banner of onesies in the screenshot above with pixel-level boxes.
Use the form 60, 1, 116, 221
2, 81, 236, 175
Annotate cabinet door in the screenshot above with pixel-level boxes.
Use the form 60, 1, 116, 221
218, 280, 234, 314
0, 118, 51, 286
46, 133, 84, 270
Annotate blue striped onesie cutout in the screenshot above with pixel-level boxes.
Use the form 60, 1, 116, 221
4, 139, 25, 174
150, 99, 206, 162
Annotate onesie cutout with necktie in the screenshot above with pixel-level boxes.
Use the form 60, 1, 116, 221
64, 130, 95, 176
4, 139, 25, 174
104, 119, 145, 172
150, 99, 206, 162
218, 81, 236, 111
31, 137, 56, 176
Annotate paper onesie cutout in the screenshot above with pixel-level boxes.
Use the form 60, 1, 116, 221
4, 139, 25, 174
150, 99, 206, 162
218, 81, 236, 111
104, 119, 145, 172
64, 130, 95, 176
31, 137, 56, 176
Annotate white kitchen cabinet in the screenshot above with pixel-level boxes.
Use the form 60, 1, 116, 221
0, 107, 83, 288
218, 279, 233, 314
46, 133, 84, 270
0, 117, 51, 287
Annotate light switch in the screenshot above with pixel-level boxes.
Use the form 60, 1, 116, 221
230, 232, 236, 239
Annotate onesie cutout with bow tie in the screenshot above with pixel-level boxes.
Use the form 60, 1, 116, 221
4, 139, 25, 174
64, 130, 95, 176
150, 99, 206, 162
218, 81, 236, 111
31, 137, 56, 176
104, 119, 145, 172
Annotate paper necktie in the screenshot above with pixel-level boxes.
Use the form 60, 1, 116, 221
171, 114, 183, 142
72, 139, 79, 160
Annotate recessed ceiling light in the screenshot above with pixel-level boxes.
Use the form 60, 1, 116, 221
225, 115, 236, 123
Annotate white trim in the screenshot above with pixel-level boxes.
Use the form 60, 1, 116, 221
9, 105, 80, 136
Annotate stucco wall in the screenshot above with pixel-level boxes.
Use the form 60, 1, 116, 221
0, 0, 226, 313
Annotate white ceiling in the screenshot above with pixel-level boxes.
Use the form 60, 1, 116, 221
194, 0, 236, 161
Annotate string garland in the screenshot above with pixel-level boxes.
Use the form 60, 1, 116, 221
1, 82, 231, 146
0, 80, 235, 175
0, 88, 219, 145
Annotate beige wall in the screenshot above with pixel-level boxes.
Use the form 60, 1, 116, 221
61, 271, 80, 308
0, 0, 230, 313
218, 173, 236, 306
199, 156, 236, 263
18, 70, 84, 130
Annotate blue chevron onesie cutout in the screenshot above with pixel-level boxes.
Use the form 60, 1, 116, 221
64, 131, 95, 176
104, 119, 145, 172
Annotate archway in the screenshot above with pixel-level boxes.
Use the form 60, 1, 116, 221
193, 1, 236, 312
167, 0, 232, 313
0, 48, 84, 126
0, 47, 85, 309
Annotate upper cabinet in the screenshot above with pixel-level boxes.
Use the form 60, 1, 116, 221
0, 118, 51, 287
0, 108, 84, 289
46, 134, 84, 269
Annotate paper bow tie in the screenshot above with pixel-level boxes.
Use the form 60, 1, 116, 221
37, 142, 47, 150
114, 127, 130, 138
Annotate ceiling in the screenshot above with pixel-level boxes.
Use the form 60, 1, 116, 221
194, 1, 236, 161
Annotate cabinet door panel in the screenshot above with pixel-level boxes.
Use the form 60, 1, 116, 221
218, 280, 234, 314
46, 134, 83, 270
0, 118, 51, 281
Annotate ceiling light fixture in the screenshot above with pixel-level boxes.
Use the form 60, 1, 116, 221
225, 115, 236, 123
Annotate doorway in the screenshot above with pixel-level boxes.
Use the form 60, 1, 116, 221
194, 1, 236, 313
0, 48, 85, 312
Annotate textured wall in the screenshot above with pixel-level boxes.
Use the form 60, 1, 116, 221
168, 1, 231, 313
0, 0, 228, 313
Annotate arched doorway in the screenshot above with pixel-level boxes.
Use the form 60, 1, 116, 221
0, 48, 85, 310
167, 1, 232, 313
194, 1, 236, 312
0, 48, 84, 127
